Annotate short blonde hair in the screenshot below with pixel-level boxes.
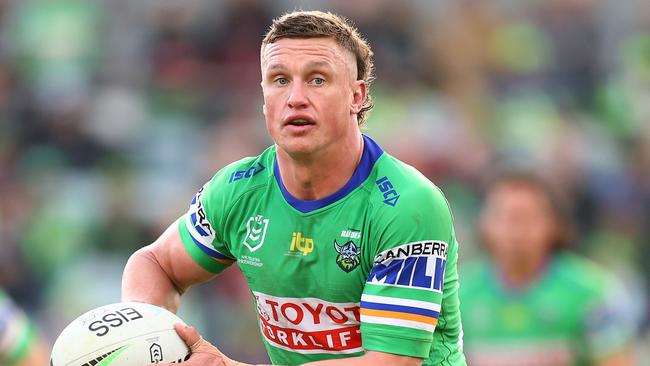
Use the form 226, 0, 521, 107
262, 10, 375, 125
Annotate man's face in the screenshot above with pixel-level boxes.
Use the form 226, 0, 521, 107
260, 37, 365, 157
481, 184, 557, 267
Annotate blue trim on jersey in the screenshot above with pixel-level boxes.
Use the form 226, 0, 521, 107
273, 135, 384, 213
189, 234, 234, 260
190, 212, 210, 236
360, 301, 440, 319
190, 212, 209, 237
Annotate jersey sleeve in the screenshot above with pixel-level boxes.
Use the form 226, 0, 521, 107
583, 275, 636, 361
0, 292, 37, 365
361, 185, 463, 360
178, 173, 236, 274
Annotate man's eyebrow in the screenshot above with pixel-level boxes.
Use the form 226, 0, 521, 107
304, 60, 333, 70
266, 61, 334, 71
266, 63, 287, 71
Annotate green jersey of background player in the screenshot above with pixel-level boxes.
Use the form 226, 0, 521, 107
461, 254, 634, 366
460, 172, 635, 366
0, 289, 49, 366
122, 10, 466, 366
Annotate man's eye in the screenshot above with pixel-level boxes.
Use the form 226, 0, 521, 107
275, 78, 288, 85
311, 78, 325, 85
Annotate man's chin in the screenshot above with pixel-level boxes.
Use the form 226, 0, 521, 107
282, 145, 316, 159
277, 138, 321, 159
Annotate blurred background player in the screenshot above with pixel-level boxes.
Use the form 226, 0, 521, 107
460, 172, 636, 366
0, 289, 49, 366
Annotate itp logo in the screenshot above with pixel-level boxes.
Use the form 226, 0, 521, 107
243, 215, 270, 252
289, 232, 315, 256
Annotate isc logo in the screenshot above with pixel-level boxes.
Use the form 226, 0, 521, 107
368, 256, 446, 292
228, 162, 265, 183
290, 232, 314, 256
376, 176, 400, 206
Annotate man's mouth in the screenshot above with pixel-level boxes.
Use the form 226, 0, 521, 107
287, 119, 313, 126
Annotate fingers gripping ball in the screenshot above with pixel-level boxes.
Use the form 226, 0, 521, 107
160, 324, 238, 366
50, 302, 191, 365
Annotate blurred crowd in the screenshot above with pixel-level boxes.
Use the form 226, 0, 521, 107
0, 0, 649, 364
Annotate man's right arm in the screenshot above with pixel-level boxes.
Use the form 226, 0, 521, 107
121, 219, 216, 313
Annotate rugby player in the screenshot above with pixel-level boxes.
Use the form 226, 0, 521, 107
460, 172, 635, 366
123, 10, 466, 366
0, 289, 49, 366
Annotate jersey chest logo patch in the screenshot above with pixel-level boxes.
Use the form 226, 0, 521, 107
243, 215, 269, 252
334, 240, 361, 273
288, 232, 315, 256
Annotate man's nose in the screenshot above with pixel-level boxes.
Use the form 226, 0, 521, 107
287, 82, 308, 109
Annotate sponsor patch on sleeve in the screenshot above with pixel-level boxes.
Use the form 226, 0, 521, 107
184, 187, 233, 264
367, 241, 448, 293
362, 240, 448, 332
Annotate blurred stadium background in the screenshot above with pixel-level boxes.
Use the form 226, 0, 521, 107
0, 0, 649, 364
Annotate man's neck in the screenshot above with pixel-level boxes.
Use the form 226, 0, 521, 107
276, 133, 364, 201
496, 254, 550, 290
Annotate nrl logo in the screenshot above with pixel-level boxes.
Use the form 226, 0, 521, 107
150, 343, 163, 363
243, 215, 269, 252
334, 240, 361, 273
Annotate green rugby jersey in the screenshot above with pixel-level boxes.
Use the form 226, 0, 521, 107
0, 289, 37, 365
460, 253, 633, 366
178, 135, 466, 365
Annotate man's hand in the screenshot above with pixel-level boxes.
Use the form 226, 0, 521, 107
149, 324, 236, 366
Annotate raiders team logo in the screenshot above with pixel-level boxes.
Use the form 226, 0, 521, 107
334, 240, 361, 273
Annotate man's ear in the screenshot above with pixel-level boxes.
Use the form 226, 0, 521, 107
350, 80, 367, 114
263, 104, 267, 116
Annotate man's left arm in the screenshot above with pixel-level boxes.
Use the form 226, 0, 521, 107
153, 324, 422, 366
300, 351, 421, 366
303, 186, 464, 366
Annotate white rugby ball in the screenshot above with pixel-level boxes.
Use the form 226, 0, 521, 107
51, 302, 190, 366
